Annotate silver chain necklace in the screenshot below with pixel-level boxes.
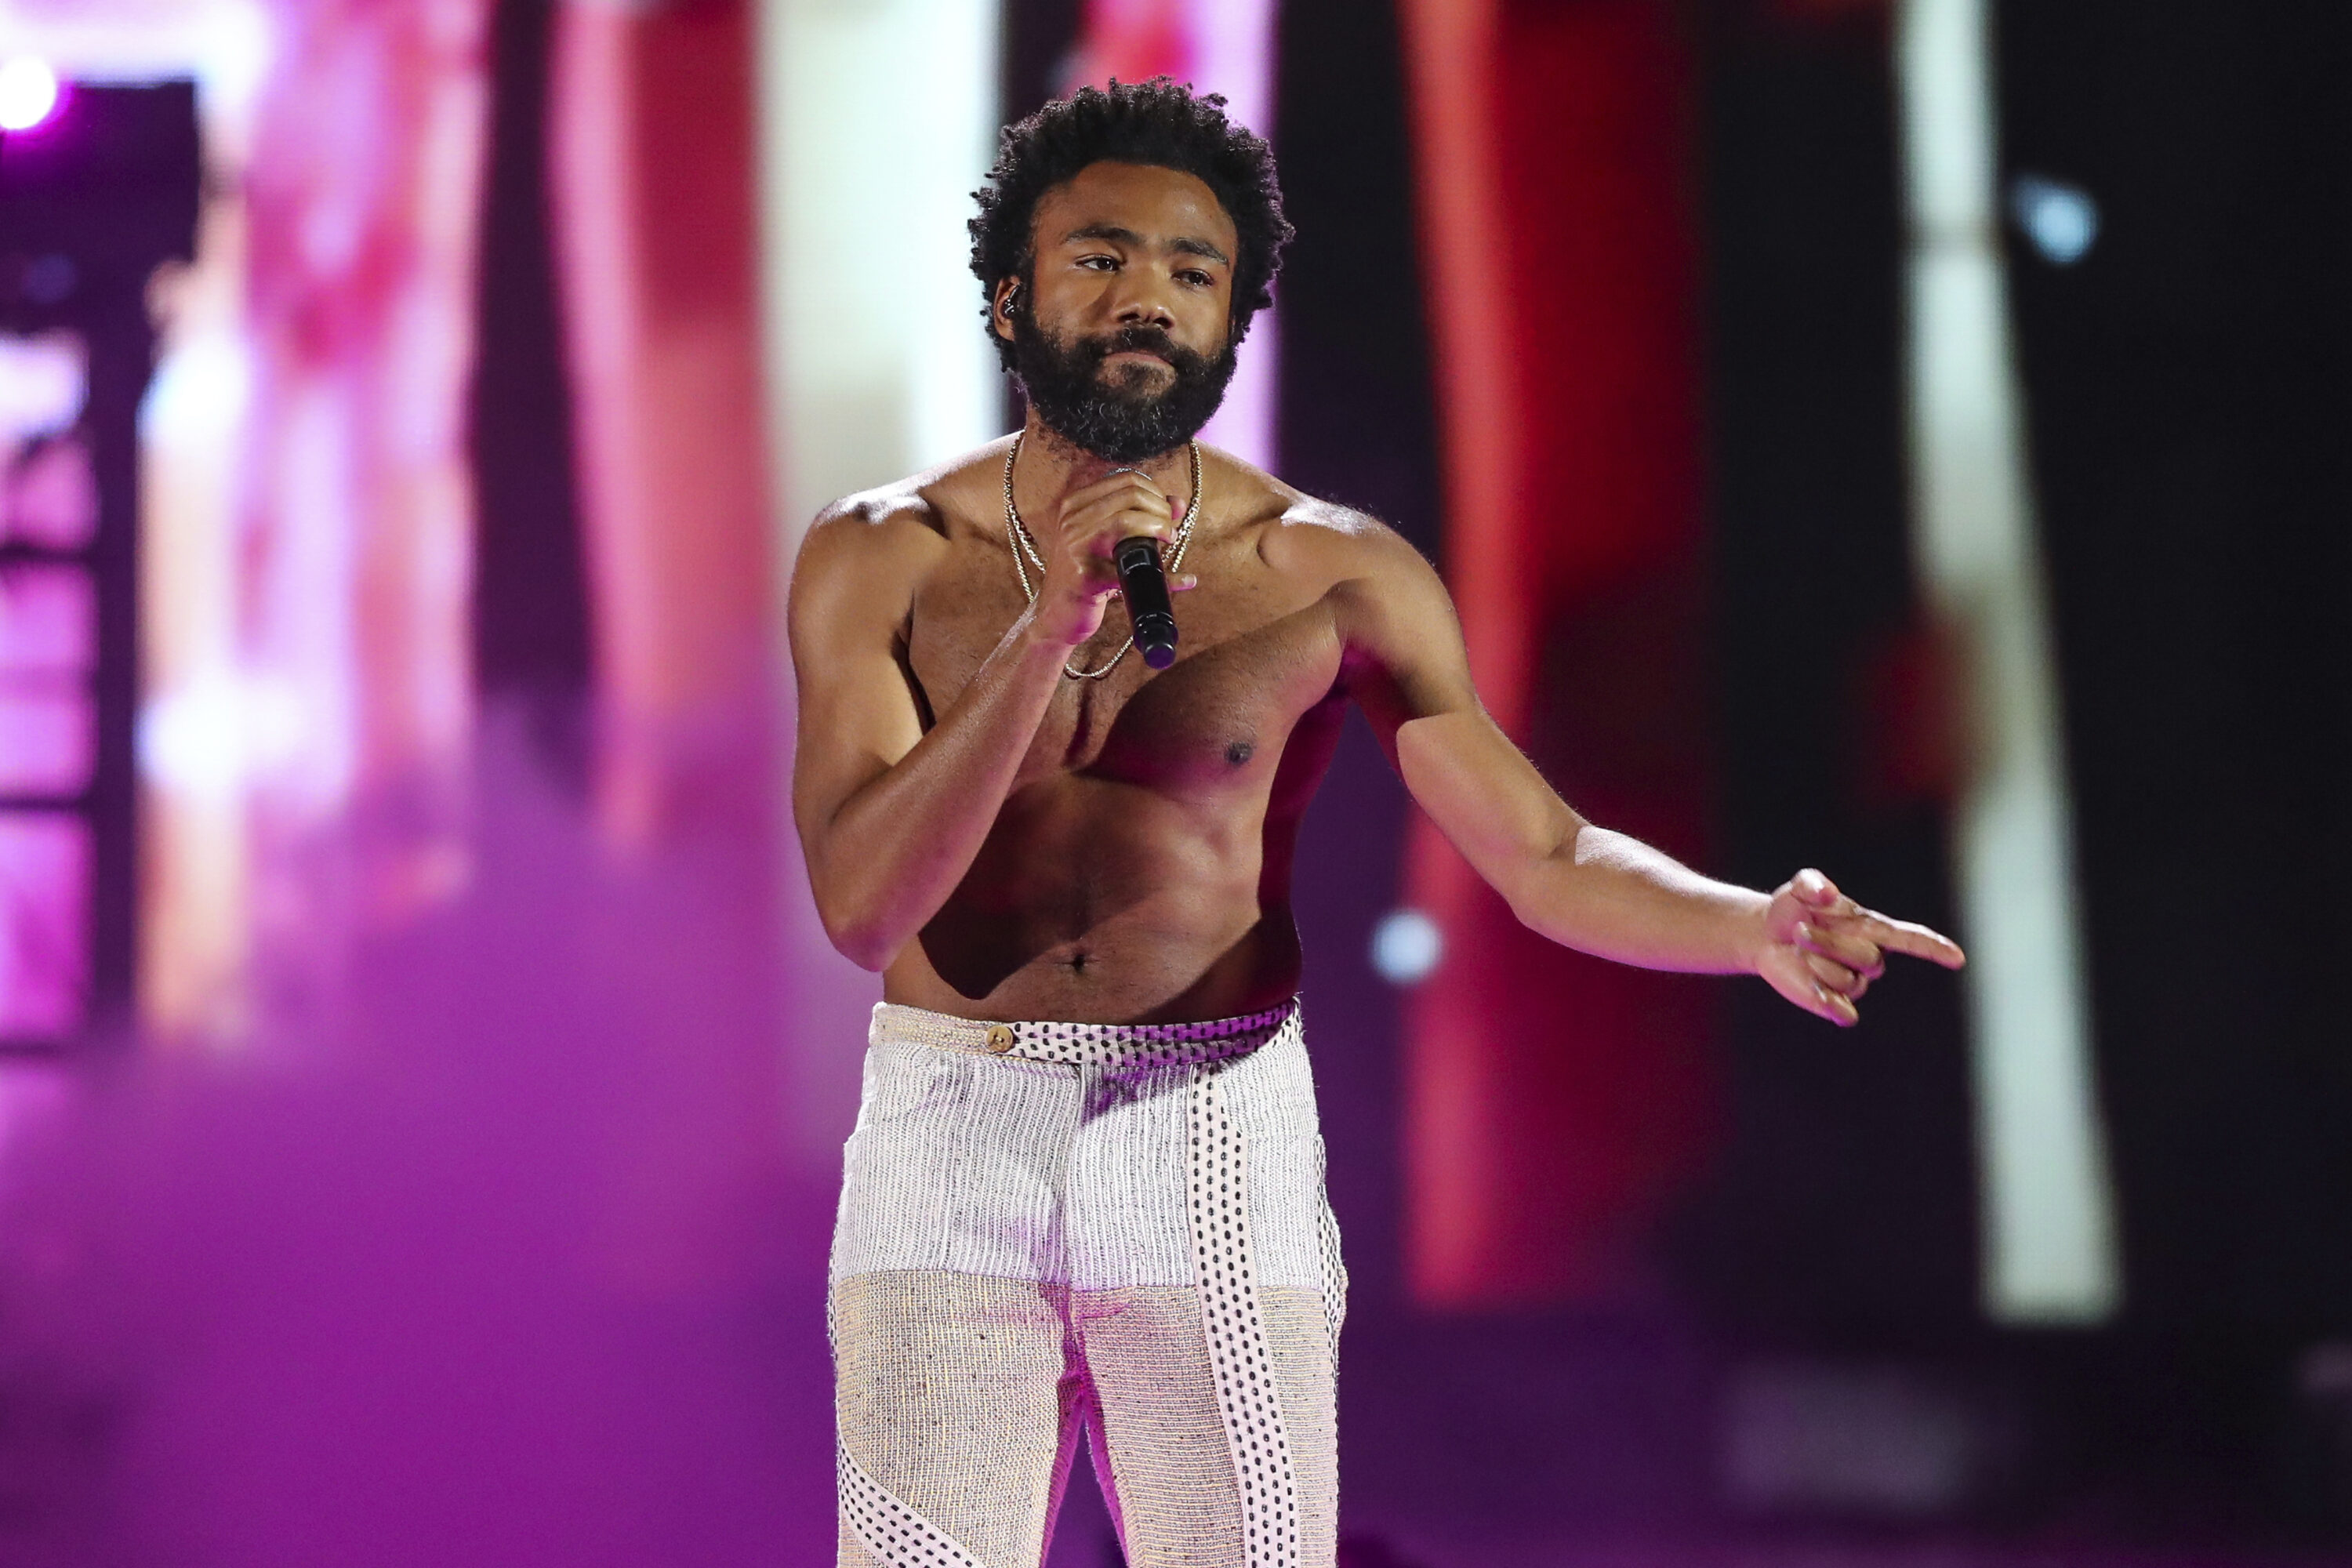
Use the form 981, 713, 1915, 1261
1003, 434, 1203, 681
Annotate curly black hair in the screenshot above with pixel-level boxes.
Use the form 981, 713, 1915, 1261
969, 78, 1294, 370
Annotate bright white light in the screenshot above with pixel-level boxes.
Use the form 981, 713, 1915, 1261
0, 334, 86, 441
1898, 0, 2119, 1324
760, 0, 1010, 1164
0, 56, 61, 132
760, 0, 1005, 535
140, 332, 252, 448
1370, 908, 1443, 985
2009, 175, 2100, 266
0, 4, 276, 143
139, 671, 307, 802
1186, 0, 1280, 473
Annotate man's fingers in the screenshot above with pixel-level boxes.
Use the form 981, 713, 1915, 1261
1795, 922, 1883, 978
1854, 912, 1967, 969
1067, 496, 1176, 541
1804, 951, 1868, 998
1791, 868, 1842, 908
1061, 470, 1169, 508
1766, 953, 1860, 1025
1061, 474, 1174, 517
1060, 492, 1178, 548
1806, 926, 1882, 973
1054, 509, 1176, 577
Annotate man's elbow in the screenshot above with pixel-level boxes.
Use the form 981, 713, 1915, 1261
1494, 832, 1579, 937
840, 941, 895, 974
821, 909, 897, 972
1499, 874, 1550, 938
811, 880, 898, 972
804, 860, 884, 968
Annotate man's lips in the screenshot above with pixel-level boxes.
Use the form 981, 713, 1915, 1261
1102, 348, 1173, 368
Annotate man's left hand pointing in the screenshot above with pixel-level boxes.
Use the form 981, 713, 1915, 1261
1755, 867, 1965, 1026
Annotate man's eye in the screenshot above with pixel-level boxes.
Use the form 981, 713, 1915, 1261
1078, 256, 1117, 270
1179, 270, 1212, 286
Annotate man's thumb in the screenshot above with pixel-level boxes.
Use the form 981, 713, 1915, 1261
1795, 868, 1839, 906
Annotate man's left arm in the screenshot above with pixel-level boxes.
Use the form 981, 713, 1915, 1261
1331, 521, 1963, 1025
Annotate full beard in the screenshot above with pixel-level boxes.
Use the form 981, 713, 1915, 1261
1011, 315, 1238, 464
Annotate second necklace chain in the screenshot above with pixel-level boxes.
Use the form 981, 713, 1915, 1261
1004, 434, 1203, 681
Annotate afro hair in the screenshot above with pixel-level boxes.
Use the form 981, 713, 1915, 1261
968, 78, 1294, 369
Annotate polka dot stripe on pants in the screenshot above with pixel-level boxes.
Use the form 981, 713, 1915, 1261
838, 1444, 983, 1566
1189, 1065, 1301, 1567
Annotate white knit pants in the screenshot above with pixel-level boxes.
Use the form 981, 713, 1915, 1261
829, 1000, 1346, 1568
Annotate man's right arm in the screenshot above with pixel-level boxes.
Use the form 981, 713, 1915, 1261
787, 498, 1070, 971
787, 470, 1181, 971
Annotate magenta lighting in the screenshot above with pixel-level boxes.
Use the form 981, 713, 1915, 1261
0, 56, 64, 133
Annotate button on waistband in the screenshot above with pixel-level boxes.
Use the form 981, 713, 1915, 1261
984, 1023, 1016, 1054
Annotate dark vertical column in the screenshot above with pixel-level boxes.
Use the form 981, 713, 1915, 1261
1999, 0, 2352, 1512
1274, 0, 1442, 1315
472, 0, 592, 775
997, 0, 1080, 435
1002, 0, 1085, 118
81, 291, 148, 1021
1677, 2, 1976, 1343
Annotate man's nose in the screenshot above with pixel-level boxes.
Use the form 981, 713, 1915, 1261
1111, 280, 1176, 330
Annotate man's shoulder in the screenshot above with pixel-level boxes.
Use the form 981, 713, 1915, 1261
1198, 456, 1453, 659
1232, 470, 1430, 588
810, 441, 1011, 539
800, 482, 939, 581
799, 441, 1010, 571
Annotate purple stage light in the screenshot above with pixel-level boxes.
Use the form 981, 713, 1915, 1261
0, 57, 64, 134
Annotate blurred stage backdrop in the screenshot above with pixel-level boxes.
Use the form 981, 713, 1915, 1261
2, 0, 2350, 1564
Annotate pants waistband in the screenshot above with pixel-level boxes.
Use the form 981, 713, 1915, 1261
869, 997, 1298, 1070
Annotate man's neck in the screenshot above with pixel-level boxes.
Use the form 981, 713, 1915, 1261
1007, 414, 1196, 538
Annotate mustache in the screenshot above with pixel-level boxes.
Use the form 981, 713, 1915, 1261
1011, 307, 1237, 463
1082, 325, 1209, 369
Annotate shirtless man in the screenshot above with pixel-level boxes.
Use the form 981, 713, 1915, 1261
792, 80, 1963, 1568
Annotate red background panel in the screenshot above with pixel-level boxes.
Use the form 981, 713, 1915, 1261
1398, 0, 1719, 1308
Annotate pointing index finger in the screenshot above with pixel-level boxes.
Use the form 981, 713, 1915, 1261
1856, 909, 1966, 969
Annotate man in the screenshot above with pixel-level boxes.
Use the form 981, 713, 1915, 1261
791, 79, 1962, 1568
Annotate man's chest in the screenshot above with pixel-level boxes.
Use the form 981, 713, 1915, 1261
905, 536, 1345, 782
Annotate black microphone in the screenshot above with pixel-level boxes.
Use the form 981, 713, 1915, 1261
1113, 535, 1179, 670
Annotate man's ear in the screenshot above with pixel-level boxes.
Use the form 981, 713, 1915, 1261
992, 276, 1022, 342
